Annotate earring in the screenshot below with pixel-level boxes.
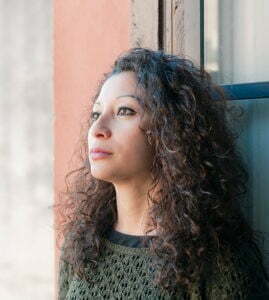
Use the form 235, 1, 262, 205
146, 130, 153, 145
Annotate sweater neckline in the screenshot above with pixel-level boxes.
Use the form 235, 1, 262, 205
102, 237, 151, 255
102, 227, 156, 254
109, 228, 156, 238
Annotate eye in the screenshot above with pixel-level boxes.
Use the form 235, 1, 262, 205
117, 106, 136, 116
90, 106, 136, 121
90, 112, 100, 120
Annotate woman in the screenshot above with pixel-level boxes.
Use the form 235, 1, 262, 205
55, 47, 269, 299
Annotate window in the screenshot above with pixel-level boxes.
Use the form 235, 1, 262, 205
204, 0, 269, 85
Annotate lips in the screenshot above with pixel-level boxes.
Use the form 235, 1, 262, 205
90, 152, 112, 160
90, 147, 113, 160
90, 147, 112, 154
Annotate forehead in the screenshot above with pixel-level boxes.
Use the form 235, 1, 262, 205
95, 72, 145, 105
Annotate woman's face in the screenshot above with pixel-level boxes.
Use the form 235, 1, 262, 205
88, 71, 153, 183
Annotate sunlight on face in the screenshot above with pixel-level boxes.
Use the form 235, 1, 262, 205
87, 71, 153, 184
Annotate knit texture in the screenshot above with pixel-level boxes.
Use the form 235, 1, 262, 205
58, 237, 269, 300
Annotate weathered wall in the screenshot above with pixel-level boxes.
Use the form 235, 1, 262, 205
0, 1, 53, 299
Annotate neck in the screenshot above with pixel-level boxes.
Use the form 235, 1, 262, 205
112, 175, 161, 236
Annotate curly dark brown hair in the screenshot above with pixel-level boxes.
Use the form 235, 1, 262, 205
54, 47, 268, 293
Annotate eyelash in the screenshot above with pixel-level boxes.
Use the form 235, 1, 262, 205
90, 106, 136, 121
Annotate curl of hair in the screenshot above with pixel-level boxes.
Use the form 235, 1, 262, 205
53, 47, 268, 294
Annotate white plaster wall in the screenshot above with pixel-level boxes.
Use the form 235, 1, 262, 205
0, 1, 54, 299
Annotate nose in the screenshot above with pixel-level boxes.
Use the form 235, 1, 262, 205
90, 124, 111, 139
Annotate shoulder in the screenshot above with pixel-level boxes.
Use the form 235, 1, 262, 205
204, 242, 269, 299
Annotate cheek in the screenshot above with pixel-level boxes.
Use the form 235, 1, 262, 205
118, 130, 153, 167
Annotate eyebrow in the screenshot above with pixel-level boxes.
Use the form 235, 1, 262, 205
94, 94, 142, 105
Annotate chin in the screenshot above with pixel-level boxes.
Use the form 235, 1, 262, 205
90, 167, 114, 182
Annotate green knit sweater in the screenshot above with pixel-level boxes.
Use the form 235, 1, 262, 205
58, 235, 269, 299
